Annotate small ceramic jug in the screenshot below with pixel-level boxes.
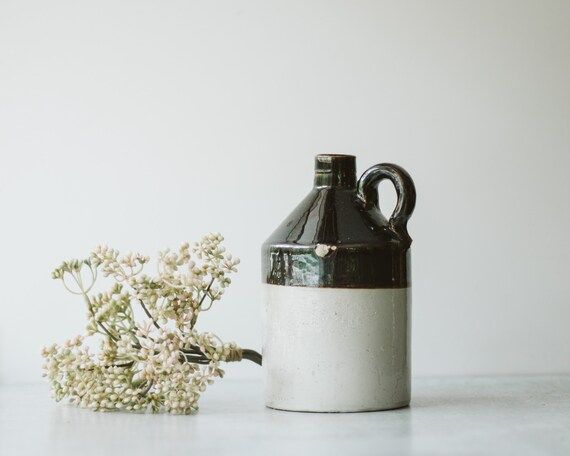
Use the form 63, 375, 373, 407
262, 154, 416, 412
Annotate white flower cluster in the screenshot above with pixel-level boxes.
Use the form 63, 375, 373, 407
42, 234, 247, 415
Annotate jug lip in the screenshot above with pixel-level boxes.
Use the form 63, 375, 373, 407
314, 154, 356, 188
315, 153, 356, 158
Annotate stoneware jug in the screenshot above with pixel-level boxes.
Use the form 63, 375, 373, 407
262, 154, 416, 412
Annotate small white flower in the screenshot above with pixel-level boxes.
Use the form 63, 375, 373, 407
43, 234, 249, 415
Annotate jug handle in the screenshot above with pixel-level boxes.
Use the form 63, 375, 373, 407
356, 163, 416, 246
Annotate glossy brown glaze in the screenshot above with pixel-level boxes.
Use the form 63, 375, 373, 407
262, 155, 416, 288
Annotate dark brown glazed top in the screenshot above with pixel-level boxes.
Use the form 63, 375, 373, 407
262, 155, 416, 288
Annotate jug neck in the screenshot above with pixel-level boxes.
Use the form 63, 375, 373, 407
313, 154, 356, 189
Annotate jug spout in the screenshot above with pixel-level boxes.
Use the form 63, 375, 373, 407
314, 154, 356, 188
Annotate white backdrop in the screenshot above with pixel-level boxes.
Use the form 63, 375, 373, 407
1, 0, 568, 384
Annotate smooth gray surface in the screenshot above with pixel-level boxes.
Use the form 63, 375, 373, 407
2, 1, 570, 385
1, 375, 569, 455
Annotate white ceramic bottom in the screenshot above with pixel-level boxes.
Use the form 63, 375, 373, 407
263, 284, 410, 412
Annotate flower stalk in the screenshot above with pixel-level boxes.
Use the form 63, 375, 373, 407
42, 234, 261, 414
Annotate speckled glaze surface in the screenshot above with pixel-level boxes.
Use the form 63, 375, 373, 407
262, 154, 416, 412
263, 285, 410, 412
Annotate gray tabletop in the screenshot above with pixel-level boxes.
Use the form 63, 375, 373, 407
1, 375, 568, 455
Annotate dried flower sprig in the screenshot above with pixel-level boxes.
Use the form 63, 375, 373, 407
42, 234, 261, 414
